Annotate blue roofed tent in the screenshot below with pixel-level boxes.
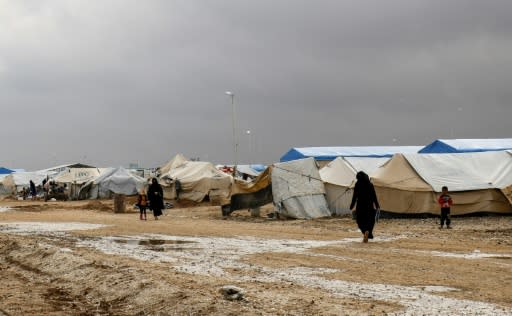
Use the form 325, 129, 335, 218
419, 139, 512, 154
280, 146, 423, 162
0, 167, 14, 175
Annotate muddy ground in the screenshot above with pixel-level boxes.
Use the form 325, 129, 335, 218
0, 199, 511, 315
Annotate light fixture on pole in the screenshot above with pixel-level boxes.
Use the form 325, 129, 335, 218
246, 130, 251, 164
225, 91, 238, 174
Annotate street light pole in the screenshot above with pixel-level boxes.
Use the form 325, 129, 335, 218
225, 91, 238, 174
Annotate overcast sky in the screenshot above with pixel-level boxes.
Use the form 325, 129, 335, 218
1, 0, 511, 170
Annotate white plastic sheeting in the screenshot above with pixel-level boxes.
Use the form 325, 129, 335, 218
272, 158, 331, 219
403, 151, 512, 192
79, 167, 147, 199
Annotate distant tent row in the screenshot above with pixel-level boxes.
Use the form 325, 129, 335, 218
0, 164, 147, 200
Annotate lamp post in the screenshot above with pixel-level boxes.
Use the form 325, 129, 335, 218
246, 130, 252, 164
225, 91, 238, 174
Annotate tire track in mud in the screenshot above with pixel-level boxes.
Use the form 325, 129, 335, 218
0, 237, 114, 315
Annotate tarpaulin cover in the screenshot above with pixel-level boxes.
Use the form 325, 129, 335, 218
280, 146, 422, 162
272, 158, 330, 219
419, 138, 512, 154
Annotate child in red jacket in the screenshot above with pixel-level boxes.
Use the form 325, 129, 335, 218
438, 186, 453, 229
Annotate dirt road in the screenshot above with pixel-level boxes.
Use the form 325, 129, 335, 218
0, 200, 511, 315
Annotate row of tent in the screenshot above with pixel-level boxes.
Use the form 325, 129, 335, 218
230, 150, 512, 219
2, 140, 512, 219
280, 138, 512, 162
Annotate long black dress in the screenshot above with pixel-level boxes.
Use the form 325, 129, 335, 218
148, 180, 164, 218
350, 171, 380, 238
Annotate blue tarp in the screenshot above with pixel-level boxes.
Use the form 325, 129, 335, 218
280, 146, 423, 162
0, 167, 14, 175
419, 139, 512, 154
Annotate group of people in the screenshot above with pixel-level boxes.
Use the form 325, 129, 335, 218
350, 171, 453, 243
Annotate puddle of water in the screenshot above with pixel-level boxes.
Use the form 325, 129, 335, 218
113, 239, 196, 246
111, 238, 198, 252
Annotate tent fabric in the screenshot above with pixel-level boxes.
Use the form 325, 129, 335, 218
280, 146, 422, 162
371, 153, 512, 215
419, 138, 512, 154
159, 156, 233, 203
79, 167, 147, 199
403, 151, 512, 192
320, 157, 389, 215
229, 167, 273, 212
272, 158, 331, 219
53, 168, 102, 185
0, 170, 59, 197
158, 153, 188, 175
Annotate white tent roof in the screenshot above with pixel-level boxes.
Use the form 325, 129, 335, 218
320, 157, 389, 187
159, 154, 188, 175
90, 167, 146, 195
4, 171, 57, 187
53, 168, 102, 184
403, 151, 512, 192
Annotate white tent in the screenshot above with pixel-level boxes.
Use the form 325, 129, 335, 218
158, 153, 188, 176
272, 158, 331, 219
0, 171, 58, 197
159, 155, 233, 204
320, 157, 389, 215
78, 167, 147, 199
372, 152, 512, 215
53, 168, 103, 200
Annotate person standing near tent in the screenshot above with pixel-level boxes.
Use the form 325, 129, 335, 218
137, 188, 148, 221
148, 178, 164, 220
350, 171, 380, 243
174, 178, 182, 200
438, 186, 453, 229
29, 180, 37, 200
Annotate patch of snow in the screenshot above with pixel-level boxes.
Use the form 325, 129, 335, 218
426, 250, 512, 260
76, 234, 510, 316
0, 222, 107, 236
0, 207, 12, 213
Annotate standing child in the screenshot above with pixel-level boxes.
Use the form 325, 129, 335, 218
438, 186, 453, 229
137, 189, 148, 221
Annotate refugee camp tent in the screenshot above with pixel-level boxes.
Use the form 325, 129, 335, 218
320, 157, 389, 215
53, 168, 102, 200
419, 138, 512, 154
272, 158, 331, 219
158, 153, 188, 176
280, 146, 422, 166
372, 151, 512, 215
0, 171, 56, 197
159, 155, 233, 204
78, 167, 146, 199
228, 167, 273, 214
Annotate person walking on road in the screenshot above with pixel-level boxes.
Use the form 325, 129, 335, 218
350, 171, 381, 243
148, 178, 164, 220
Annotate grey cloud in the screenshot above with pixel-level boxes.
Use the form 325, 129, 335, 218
1, 1, 511, 170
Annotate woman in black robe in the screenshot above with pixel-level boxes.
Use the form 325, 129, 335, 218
148, 178, 164, 220
350, 171, 380, 243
